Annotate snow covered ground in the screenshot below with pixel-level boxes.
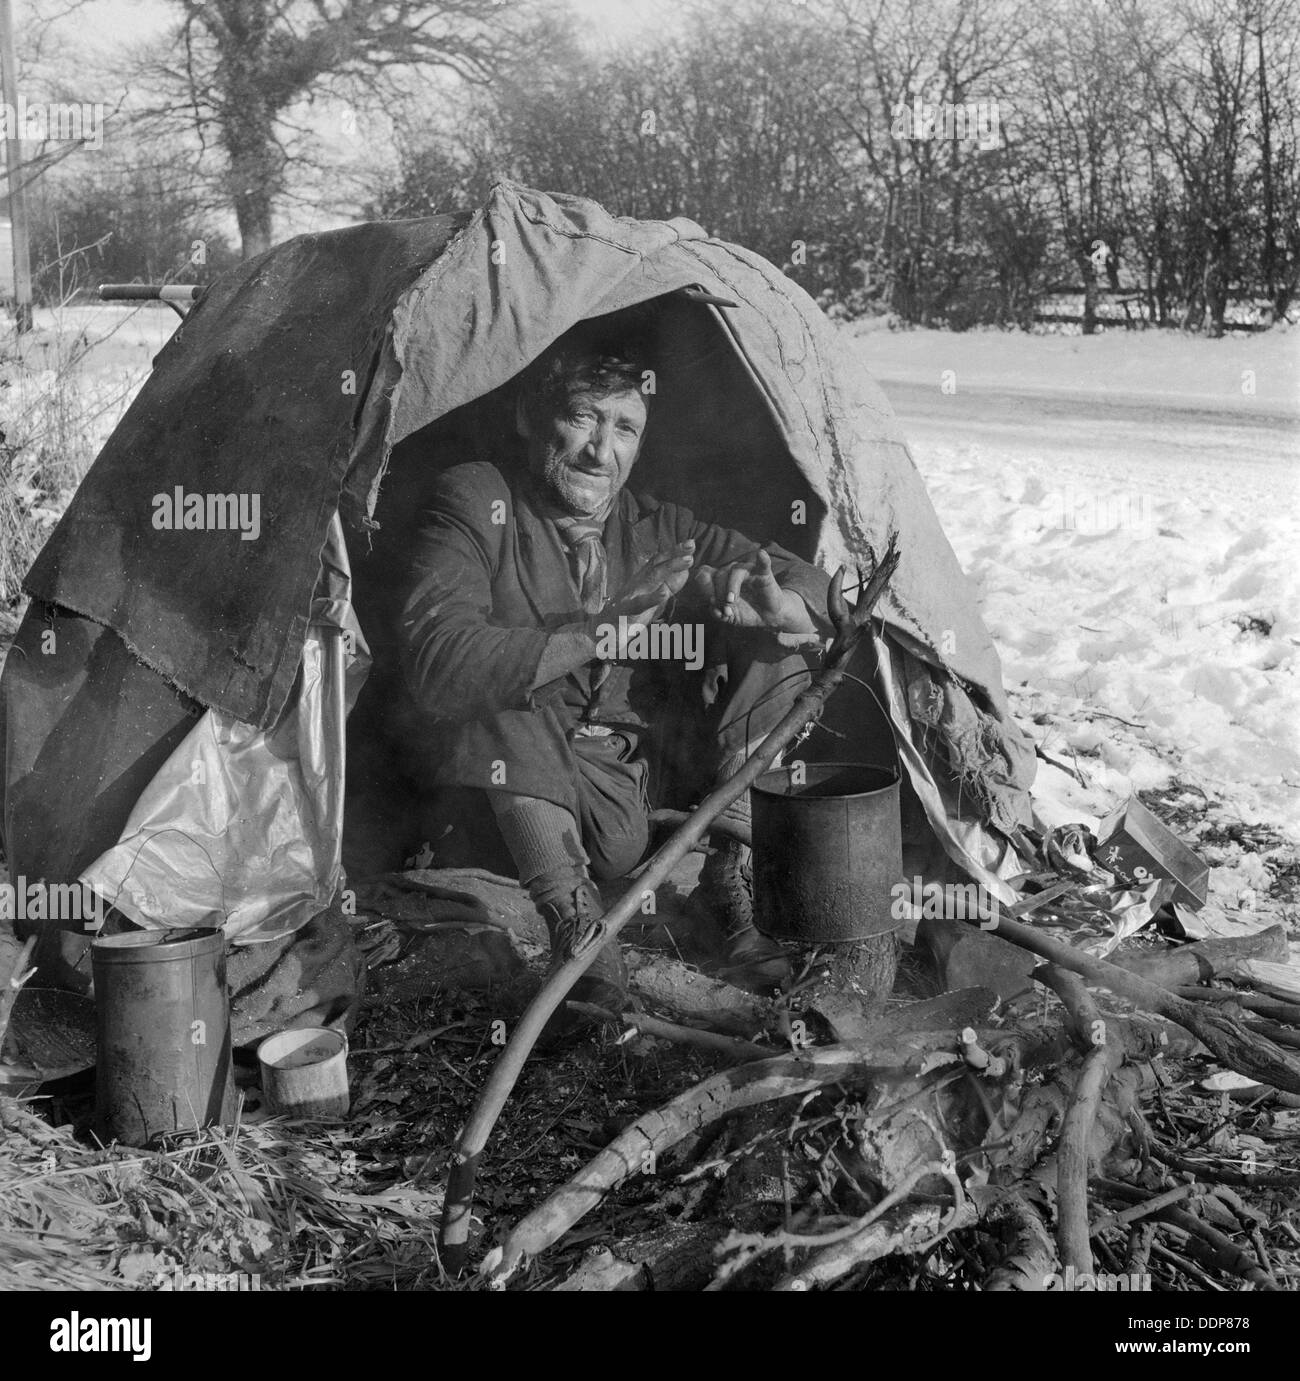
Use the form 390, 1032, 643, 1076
853, 322, 1300, 918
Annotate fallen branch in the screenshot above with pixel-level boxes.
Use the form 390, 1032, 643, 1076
1150, 1240, 1225, 1291
1090, 710, 1148, 729
566, 1003, 774, 1061
1112, 926, 1287, 989
625, 953, 768, 1034
1245, 1016, 1300, 1051
982, 1191, 1057, 1291
1175, 986, 1300, 1025
440, 540, 902, 1270
989, 913, 1300, 1093
1161, 1210, 1281, 1291
1036, 964, 1125, 1281
1046, 968, 1125, 1276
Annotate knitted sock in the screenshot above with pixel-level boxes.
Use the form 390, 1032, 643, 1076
717, 739, 780, 843
488, 793, 591, 909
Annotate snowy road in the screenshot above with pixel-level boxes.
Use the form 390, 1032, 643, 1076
852, 326, 1300, 858
876, 378, 1298, 472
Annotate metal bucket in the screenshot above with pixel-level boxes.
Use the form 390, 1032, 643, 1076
751, 762, 904, 943
92, 927, 236, 1146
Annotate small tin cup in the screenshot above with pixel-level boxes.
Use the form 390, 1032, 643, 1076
257, 1026, 349, 1118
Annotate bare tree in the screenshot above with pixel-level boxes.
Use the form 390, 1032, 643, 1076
819, 0, 1034, 325
450, 3, 853, 290
1017, 0, 1141, 333
1124, 0, 1261, 335
367, 0, 1300, 331
132, 0, 562, 258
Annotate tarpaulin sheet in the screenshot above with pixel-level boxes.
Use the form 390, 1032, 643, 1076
25, 216, 462, 728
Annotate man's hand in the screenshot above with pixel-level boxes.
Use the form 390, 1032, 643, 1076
689, 547, 818, 634
606, 539, 696, 626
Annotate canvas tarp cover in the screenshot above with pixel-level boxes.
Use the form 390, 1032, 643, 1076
25, 215, 465, 727
19, 181, 1035, 919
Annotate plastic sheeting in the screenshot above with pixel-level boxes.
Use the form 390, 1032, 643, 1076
79, 517, 369, 943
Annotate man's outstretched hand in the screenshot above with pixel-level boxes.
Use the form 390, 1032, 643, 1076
606, 540, 696, 626
605, 542, 822, 638
689, 548, 819, 635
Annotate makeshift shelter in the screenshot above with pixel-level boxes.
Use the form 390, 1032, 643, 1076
0, 182, 1035, 978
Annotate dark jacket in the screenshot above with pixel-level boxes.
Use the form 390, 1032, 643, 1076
396, 459, 828, 809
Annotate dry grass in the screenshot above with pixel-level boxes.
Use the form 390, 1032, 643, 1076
0, 1091, 455, 1291
0, 980, 719, 1293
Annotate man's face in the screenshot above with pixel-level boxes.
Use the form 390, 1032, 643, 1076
520, 386, 648, 517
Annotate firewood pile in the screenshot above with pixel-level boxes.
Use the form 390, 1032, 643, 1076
453, 907, 1300, 1291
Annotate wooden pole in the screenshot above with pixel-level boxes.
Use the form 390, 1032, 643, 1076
0, 0, 33, 333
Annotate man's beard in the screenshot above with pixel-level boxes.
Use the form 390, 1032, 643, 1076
537, 444, 619, 518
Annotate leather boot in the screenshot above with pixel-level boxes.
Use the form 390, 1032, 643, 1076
694, 838, 790, 992
537, 878, 628, 1015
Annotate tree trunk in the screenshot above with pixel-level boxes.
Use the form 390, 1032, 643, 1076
1077, 250, 1099, 334
223, 104, 281, 260
1205, 252, 1228, 338
233, 180, 275, 260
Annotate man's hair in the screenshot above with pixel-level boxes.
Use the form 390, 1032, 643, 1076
518, 325, 652, 430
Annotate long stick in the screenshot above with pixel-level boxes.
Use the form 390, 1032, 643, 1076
438, 541, 901, 1270
566, 1002, 774, 1061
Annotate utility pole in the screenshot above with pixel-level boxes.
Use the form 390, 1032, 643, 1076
0, 0, 33, 333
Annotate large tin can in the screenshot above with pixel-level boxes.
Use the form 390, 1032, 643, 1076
93, 927, 236, 1146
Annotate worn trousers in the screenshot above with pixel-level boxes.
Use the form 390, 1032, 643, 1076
415, 629, 817, 882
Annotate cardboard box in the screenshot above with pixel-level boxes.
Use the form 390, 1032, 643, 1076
1092, 796, 1209, 911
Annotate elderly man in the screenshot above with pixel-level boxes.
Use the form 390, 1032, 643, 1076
397, 327, 832, 1012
